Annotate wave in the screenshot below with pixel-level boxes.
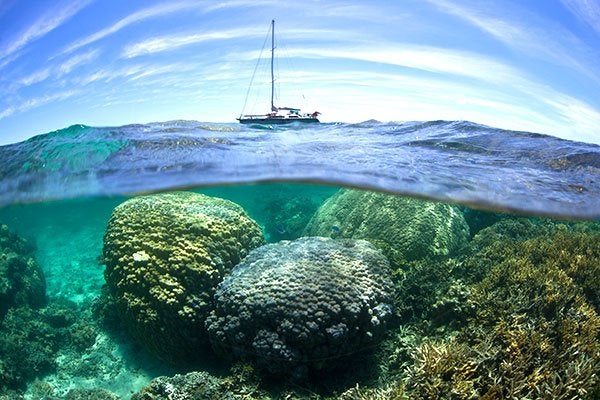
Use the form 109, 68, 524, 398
1, 120, 599, 220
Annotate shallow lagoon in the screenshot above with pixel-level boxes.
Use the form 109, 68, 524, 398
0, 182, 598, 399
0, 120, 599, 398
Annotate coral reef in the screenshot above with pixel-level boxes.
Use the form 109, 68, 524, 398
61, 388, 120, 399
0, 225, 99, 396
393, 257, 475, 331
102, 191, 265, 363
206, 237, 395, 380
262, 194, 320, 242
131, 365, 269, 400
28, 386, 120, 400
0, 299, 97, 395
303, 189, 469, 263
403, 226, 600, 399
459, 207, 506, 237
0, 224, 46, 320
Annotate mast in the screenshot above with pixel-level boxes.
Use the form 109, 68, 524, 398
270, 19, 275, 112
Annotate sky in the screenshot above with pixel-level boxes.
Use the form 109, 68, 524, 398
0, 0, 600, 145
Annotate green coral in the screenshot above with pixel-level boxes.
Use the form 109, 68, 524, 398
102, 191, 265, 363
303, 189, 469, 263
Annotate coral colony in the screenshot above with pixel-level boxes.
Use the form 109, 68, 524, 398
1, 187, 598, 399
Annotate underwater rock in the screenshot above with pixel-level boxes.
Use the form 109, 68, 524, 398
206, 237, 395, 380
102, 191, 265, 364
0, 224, 46, 320
303, 189, 469, 263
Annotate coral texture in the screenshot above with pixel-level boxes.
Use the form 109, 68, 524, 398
404, 227, 600, 399
131, 364, 269, 400
303, 189, 469, 263
206, 237, 395, 379
102, 191, 265, 363
0, 300, 95, 394
0, 224, 46, 320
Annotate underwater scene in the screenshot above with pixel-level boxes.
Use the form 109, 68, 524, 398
0, 121, 599, 399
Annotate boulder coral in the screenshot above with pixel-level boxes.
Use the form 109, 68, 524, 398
303, 189, 469, 263
102, 191, 265, 363
206, 237, 395, 380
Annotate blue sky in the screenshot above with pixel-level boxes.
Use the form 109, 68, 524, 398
0, 0, 599, 145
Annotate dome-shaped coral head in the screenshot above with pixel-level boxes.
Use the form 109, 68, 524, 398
206, 236, 395, 380
102, 191, 265, 364
304, 189, 469, 264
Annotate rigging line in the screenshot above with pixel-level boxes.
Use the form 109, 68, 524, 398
278, 35, 309, 109
239, 23, 272, 118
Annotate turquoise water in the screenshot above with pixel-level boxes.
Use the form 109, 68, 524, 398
0, 122, 598, 399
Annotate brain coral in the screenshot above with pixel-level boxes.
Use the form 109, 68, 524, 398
205, 237, 395, 379
102, 191, 265, 363
303, 189, 469, 262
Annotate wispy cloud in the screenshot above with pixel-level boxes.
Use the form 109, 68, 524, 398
246, 44, 525, 88
203, 0, 277, 12
561, 0, 600, 35
58, 48, 99, 76
122, 27, 265, 58
75, 65, 148, 85
18, 67, 52, 87
0, 90, 78, 120
0, 1, 92, 66
74, 62, 195, 86
236, 44, 600, 143
124, 26, 363, 59
4, 49, 98, 93
62, 1, 205, 54
425, 0, 600, 81
134, 65, 194, 81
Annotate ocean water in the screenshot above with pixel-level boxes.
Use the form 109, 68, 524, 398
0, 121, 598, 399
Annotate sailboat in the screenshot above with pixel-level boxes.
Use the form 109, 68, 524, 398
237, 20, 320, 124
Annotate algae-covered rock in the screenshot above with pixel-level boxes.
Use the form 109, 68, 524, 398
303, 189, 469, 263
102, 191, 265, 363
206, 237, 394, 379
0, 224, 46, 320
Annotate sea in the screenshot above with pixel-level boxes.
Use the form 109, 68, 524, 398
0, 120, 598, 399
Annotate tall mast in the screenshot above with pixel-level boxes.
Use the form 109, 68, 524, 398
270, 19, 275, 112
